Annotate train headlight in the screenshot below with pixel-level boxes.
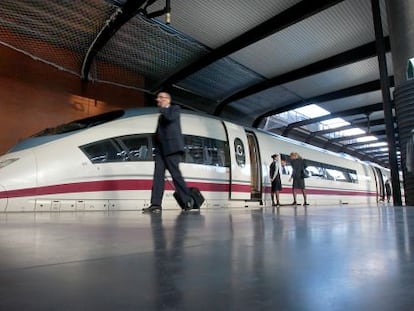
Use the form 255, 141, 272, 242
0, 158, 19, 169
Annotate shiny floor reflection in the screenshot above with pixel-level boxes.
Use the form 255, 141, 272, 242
0, 205, 414, 310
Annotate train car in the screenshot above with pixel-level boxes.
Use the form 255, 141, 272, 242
0, 108, 392, 212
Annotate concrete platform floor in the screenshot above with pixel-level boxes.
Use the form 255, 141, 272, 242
0, 204, 413, 311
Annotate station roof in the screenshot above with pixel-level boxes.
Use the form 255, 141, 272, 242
0, 0, 397, 167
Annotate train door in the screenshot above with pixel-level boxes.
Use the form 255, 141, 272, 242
246, 131, 262, 201
372, 167, 385, 202
223, 121, 251, 200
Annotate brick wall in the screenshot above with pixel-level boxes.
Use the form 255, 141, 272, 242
0, 45, 146, 154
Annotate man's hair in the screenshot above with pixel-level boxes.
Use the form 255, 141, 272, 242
157, 91, 171, 98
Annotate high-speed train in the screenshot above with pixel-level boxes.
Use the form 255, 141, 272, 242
0, 107, 393, 212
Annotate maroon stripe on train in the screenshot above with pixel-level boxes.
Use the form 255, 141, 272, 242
0, 180, 376, 199
0, 180, 249, 199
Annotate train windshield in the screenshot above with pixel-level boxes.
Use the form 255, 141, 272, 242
31, 110, 125, 137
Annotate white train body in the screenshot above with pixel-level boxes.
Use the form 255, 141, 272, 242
0, 108, 390, 212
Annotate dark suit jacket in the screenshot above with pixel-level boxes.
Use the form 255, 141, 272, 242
269, 161, 279, 179
156, 105, 185, 156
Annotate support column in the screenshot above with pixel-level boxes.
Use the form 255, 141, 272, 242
385, 0, 414, 205
371, 0, 402, 206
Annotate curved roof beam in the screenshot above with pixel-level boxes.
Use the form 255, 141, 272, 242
305, 118, 393, 143
286, 126, 388, 166
327, 129, 386, 143
282, 102, 386, 136
81, 0, 147, 80
303, 131, 384, 164
215, 37, 390, 116
156, 0, 344, 92
253, 76, 394, 127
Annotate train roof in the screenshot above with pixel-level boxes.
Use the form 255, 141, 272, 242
4, 107, 377, 167
6, 107, 207, 153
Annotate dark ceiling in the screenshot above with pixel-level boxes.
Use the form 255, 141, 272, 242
0, 0, 397, 168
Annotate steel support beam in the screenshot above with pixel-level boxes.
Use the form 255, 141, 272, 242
216, 38, 390, 116
282, 102, 385, 136
157, 0, 344, 92
253, 77, 394, 128
81, 0, 147, 80
371, 0, 402, 205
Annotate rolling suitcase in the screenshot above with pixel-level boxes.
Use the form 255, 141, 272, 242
174, 187, 204, 209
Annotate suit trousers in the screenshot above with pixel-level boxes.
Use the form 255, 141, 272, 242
151, 151, 191, 206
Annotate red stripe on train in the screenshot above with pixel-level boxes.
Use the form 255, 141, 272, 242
0, 180, 250, 199
0, 180, 376, 199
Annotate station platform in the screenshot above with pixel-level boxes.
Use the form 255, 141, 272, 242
0, 204, 413, 310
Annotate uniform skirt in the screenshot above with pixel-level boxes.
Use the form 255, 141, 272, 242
271, 174, 282, 191
292, 177, 305, 189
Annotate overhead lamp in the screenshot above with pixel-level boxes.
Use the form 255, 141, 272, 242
143, 0, 172, 25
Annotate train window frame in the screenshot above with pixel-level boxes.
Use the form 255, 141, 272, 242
183, 135, 230, 167
80, 139, 124, 163
280, 153, 358, 183
80, 134, 154, 163
115, 134, 152, 161
80, 134, 229, 167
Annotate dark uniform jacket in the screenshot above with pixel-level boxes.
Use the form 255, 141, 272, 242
156, 105, 185, 156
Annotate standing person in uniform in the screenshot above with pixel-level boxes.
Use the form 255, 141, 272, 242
269, 154, 282, 206
289, 152, 309, 206
142, 92, 194, 213
385, 178, 392, 203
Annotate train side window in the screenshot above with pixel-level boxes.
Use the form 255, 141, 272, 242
347, 170, 358, 183
80, 139, 122, 163
325, 168, 346, 181
281, 154, 358, 183
118, 135, 151, 161
280, 154, 292, 175
183, 135, 229, 167
305, 160, 324, 178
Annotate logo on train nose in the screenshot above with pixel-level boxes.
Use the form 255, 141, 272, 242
234, 138, 245, 167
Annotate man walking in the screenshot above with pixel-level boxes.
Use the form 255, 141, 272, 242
142, 92, 194, 213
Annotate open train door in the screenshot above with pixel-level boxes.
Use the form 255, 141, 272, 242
223, 121, 251, 200
246, 131, 262, 201
372, 166, 385, 202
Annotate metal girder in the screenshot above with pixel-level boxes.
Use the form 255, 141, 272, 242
156, 0, 344, 92
346, 143, 388, 151
376, 153, 395, 159
327, 129, 386, 143
282, 102, 386, 136
215, 37, 390, 116
305, 118, 393, 143
81, 0, 147, 80
340, 137, 390, 148
371, 0, 401, 205
305, 124, 354, 142
286, 126, 388, 166
253, 77, 394, 127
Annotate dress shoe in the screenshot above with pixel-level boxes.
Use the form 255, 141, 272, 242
142, 205, 162, 213
303, 202, 309, 206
